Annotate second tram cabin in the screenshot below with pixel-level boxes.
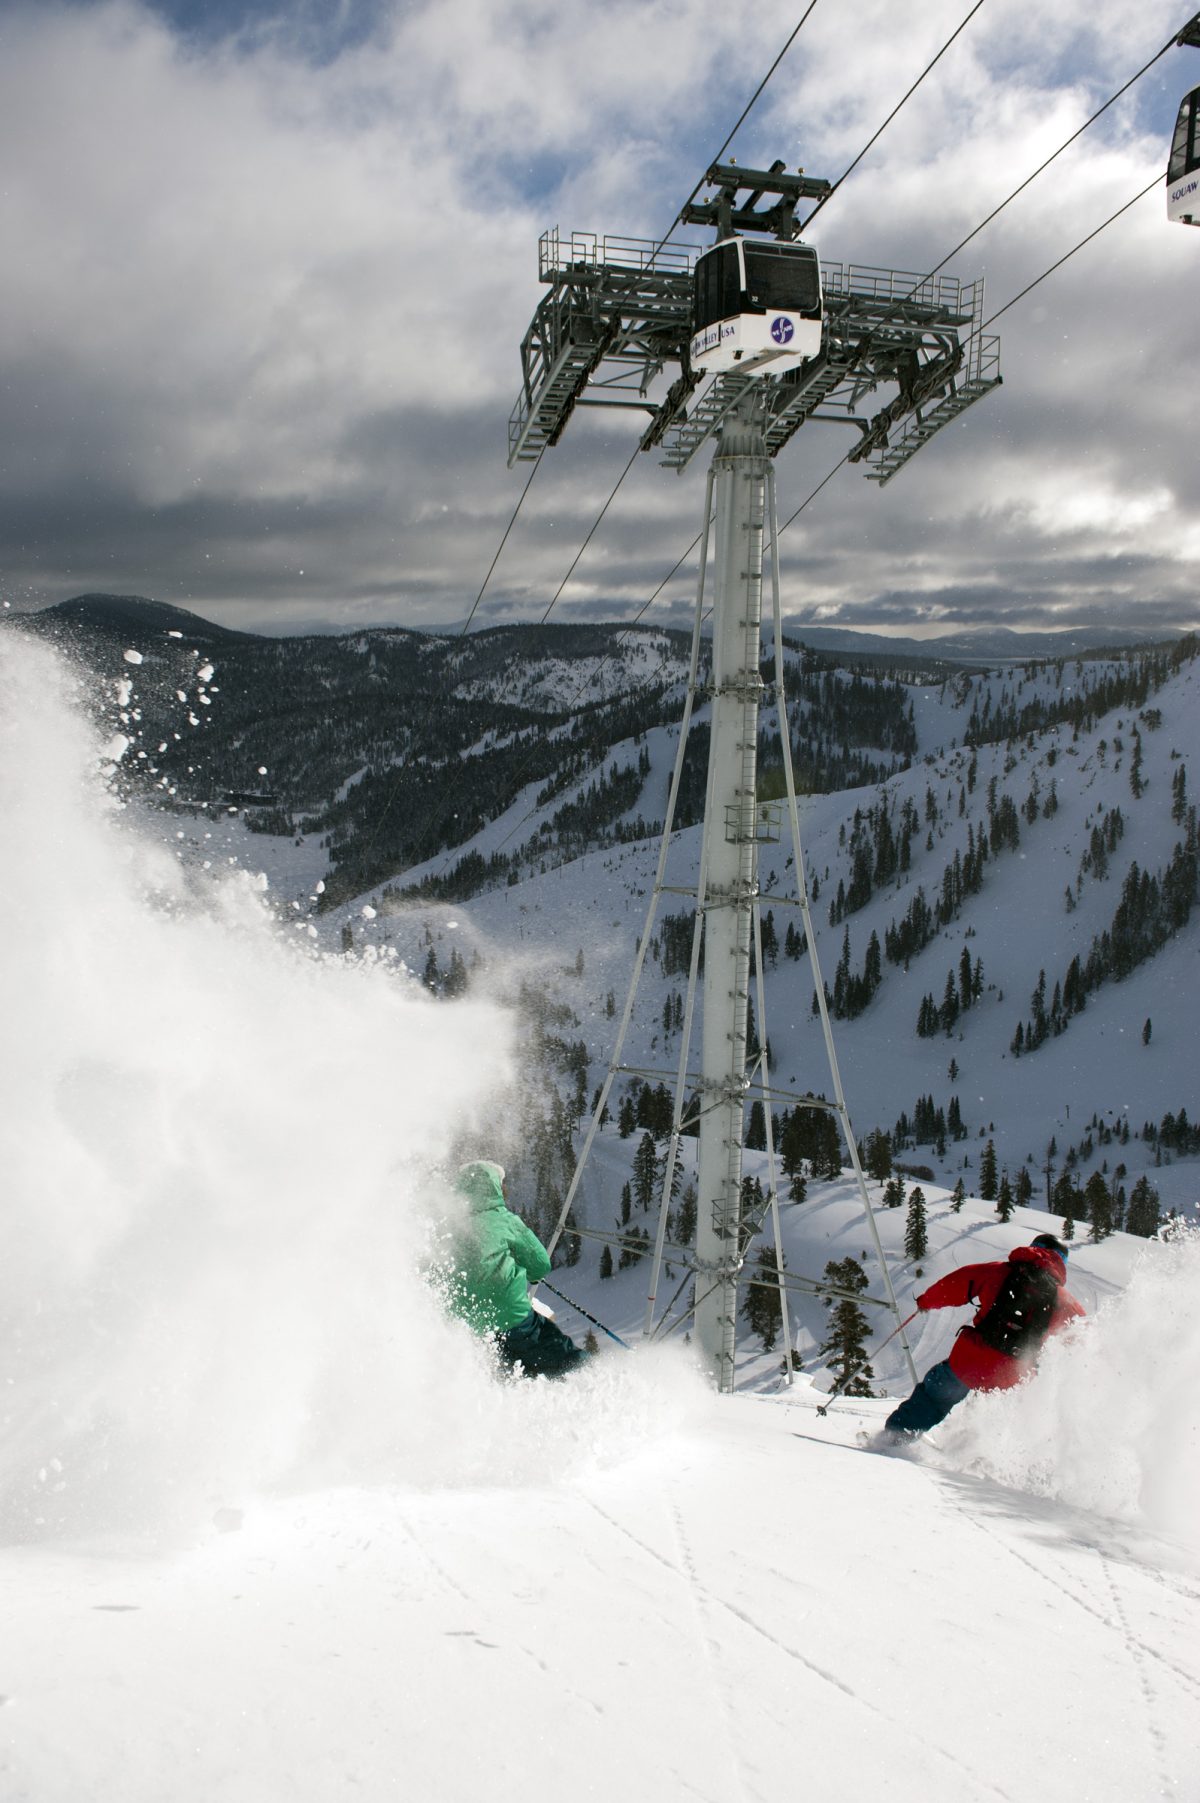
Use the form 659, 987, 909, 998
690, 237, 823, 376
1168, 84, 1200, 225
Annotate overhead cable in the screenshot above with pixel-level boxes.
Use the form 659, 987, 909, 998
662, 1, 823, 249
539, 444, 642, 625
800, 0, 989, 232
925, 18, 1191, 278
980, 172, 1163, 328
458, 448, 545, 637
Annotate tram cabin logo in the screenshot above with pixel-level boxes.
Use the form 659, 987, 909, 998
770, 316, 795, 345
692, 320, 736, 357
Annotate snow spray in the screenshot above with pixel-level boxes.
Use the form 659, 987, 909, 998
0, 633, 701, 1544
942, 1226, 1200, 1542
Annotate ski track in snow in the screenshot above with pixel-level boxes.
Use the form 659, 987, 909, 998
664, 1499, 754, 1803
587, 1487, 1014, 1803
944, 1483, 1200, 1705
1098, 1552, 1176, 1799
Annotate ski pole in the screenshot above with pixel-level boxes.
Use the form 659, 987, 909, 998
816, 1311, 918, 1417
539, 1281, 632, 1350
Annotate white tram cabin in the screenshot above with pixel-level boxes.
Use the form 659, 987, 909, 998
690, 237, 823, 376
1167, 84, 1200, 225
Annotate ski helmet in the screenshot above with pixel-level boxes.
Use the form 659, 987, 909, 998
1031, 1232, 1069, 1260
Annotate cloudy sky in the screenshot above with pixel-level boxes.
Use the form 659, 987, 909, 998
1, 0, 1197, 638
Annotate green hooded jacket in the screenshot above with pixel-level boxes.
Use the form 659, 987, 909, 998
446, 1161, 551, 1334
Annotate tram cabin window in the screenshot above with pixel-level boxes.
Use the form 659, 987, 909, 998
1167, 86, 1200, 224
742, 243, 821, 317
694, 241, 743, 330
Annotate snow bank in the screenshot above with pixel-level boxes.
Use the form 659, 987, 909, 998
0, 634, 702, 1543
942, 1226, 1200, 1540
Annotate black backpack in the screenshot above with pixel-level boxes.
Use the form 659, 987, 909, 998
973, 1260, 1060, 1359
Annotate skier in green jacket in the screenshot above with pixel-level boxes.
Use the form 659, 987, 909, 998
445, 1160, 588, 1378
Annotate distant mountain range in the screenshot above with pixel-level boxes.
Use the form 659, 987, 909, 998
778, 621, 1186, 662
9, 594, 255, 646
7, 594, 1187, 668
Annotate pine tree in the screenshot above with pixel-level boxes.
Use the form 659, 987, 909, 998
617, 1095, 635, 1138
979, 1139, 998, 1201
761, 910, 779, 967
1085, 1170, 1114, 1241
746, 1100, 767, 1151
633, 1132, 657, 1213
950, 1178, 966, 1213
864, 1128, 893, 1182
904, 1187, 928, 1261
444, 947, 468, 997
995, 1172, 1014, 1223
599, 1244, 614, 1280
584, 1330, 599, 1354
1126, 1174, 1161, 1238
819, 1258, 875, 1397
1015, 1166, 1034, 1207
742, 1244, 785, 1351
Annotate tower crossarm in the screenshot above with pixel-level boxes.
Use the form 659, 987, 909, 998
509, 228, 1000, 479
507, 230, 698, 465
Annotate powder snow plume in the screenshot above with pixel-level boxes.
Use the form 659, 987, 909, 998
943, 1226, 1200, 1542
0, 633, 701, 1542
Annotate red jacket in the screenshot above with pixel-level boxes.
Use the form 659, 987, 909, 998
916, 1245, 1085, 1391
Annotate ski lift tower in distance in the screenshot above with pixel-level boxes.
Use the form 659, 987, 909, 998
508, 161, 1001, 1391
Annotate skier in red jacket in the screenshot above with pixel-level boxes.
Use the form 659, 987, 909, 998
884, 1233, 1084, 1439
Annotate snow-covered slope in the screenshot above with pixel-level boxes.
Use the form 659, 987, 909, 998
4, 1356, 1199, 1803
2, 630, 1198, 1803
325, 645, 1200, 1224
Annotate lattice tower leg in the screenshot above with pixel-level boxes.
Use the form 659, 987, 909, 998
764, 475, 919, 1388
544, 474, 715, 1263
693, 396, 769, 1391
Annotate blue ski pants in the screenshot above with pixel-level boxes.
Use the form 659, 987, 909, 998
885, 1359, 970, 1436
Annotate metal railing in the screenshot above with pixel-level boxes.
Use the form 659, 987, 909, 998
539, 227, 699, 282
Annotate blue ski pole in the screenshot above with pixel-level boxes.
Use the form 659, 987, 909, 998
539, 1281, 632, 1349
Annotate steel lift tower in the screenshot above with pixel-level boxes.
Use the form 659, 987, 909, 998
510, 163, 1001, 1390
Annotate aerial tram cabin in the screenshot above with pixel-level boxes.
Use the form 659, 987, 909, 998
690, 237, 823, 376
1167, 84, 1200, 224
